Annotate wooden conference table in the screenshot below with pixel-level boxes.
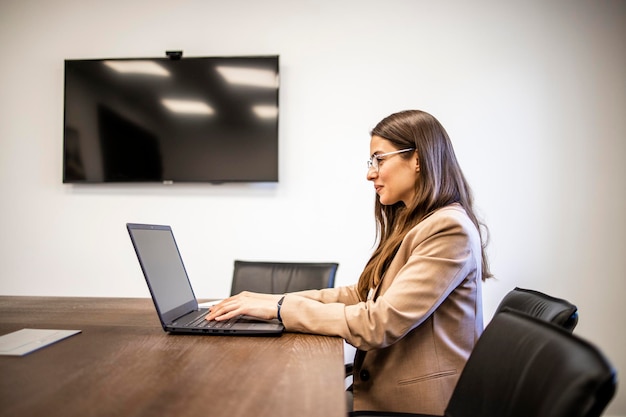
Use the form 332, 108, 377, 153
0, 296, 346, 417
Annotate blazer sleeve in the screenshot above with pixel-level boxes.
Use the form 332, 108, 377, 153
279, 206, 481, 351
289, 285, 362, 305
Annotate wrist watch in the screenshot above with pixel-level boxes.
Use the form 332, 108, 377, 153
277, 296, 285, 323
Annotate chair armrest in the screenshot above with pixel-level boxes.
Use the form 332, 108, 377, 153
345, 362, 354, 376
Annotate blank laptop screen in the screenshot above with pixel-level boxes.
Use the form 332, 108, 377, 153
130, 227, 195, 315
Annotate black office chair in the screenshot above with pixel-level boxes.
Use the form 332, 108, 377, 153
494, 287, 579, 331
350, 310, 617, 417
230, 260, 338, 295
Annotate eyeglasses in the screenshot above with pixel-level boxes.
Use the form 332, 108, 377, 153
367, 148, 415, 172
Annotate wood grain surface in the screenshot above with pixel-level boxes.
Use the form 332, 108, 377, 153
0, 296, 346, 417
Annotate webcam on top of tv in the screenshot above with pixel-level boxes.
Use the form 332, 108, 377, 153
166, 50, 183, 60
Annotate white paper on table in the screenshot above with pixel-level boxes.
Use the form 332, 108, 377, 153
0, 328, 82, 356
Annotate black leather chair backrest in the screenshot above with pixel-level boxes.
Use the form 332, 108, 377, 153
444, 310, 617, 417
494, 287, 578, 331
230, 260, 338, 295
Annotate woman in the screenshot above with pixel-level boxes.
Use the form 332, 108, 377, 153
206, 110, 492, 415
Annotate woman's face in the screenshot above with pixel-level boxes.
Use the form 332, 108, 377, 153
367, 135, 419, 206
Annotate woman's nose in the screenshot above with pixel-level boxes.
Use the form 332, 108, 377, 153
366, 167, 377, 181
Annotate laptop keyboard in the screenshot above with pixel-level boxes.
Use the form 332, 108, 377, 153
185, 314, 240, 329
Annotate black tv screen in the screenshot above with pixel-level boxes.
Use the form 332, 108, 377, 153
63, 55, 279, 183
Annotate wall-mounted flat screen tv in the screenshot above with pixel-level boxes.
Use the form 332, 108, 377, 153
63, 55, 279, 183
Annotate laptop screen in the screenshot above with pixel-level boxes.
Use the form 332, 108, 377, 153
128, 225, 196, 315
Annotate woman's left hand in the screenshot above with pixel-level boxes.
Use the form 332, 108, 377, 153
205, 291, 283, 322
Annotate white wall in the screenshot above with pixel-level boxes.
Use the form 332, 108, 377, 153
1, 0, 624, 414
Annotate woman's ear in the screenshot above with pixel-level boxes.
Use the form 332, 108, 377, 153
415, 155, 420, 172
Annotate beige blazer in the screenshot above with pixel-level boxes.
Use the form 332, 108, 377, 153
280, 204, 483, 414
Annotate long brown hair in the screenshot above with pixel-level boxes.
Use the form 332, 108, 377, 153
357, 110, 492, 301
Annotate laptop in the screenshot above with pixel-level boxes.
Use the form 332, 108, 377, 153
126, 223, 284, 335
